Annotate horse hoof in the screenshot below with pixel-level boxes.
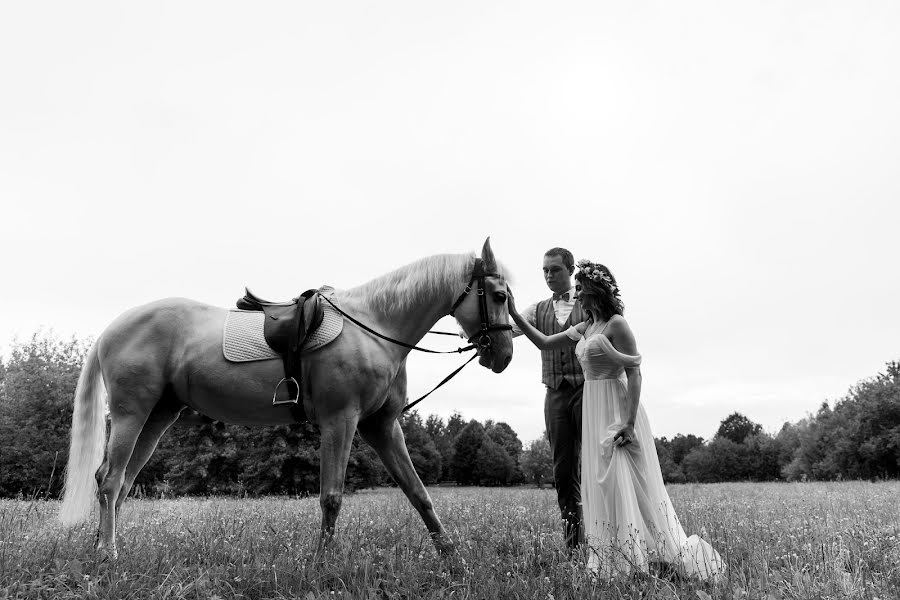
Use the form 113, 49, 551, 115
96, 545, 118, 562
432, 535, 456, 556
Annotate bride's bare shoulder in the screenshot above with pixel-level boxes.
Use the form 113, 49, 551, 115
605, 315, 636, 341
606, 314, 629, 330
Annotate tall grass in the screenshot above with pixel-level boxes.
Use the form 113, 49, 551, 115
1, 482, 897, 599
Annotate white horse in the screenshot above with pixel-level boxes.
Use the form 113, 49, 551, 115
59, 238, 513, 558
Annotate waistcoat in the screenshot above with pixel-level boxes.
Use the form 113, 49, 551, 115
536, 298, 585, 389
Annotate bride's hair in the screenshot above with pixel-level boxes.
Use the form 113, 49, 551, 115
575, 263, 624, 321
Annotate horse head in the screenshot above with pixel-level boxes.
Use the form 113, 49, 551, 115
453, 237, 514, 373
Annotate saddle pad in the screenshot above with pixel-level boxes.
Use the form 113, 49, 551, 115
222, 299, 344, 362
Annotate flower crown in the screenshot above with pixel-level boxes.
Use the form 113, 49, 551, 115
576, 259, 619, 295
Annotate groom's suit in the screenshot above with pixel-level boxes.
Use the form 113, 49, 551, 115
520, 289, 585, 549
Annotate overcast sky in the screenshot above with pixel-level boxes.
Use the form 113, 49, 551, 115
2, 2, 898, 443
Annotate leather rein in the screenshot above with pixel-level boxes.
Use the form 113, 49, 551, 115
317, 258, 511, 412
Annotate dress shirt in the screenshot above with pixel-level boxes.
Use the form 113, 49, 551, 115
512, 287, 578, 336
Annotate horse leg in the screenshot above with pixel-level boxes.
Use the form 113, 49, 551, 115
93, 456, 109, 548
95, 410, 149, 559
317, 413, 360, 549
96, 378, 160, 558
115, 400, 184, 513
357, 418, 455, 554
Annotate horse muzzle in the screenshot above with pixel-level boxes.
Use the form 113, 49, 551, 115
474, 332, 513, 373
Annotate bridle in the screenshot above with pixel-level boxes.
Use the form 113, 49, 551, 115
449, 258, 513, 353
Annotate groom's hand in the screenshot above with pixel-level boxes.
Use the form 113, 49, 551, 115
506, 285, 518, 315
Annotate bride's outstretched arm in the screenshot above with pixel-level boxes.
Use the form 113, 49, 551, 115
507, 287, 576, 351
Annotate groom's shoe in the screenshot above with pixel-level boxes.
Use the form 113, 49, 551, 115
562, 510, 582, 551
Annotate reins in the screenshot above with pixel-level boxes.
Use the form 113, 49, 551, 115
317, 294, 479, 412
402, 353, 480, 413
318, 294, 477, 354
317, 258, 511, 413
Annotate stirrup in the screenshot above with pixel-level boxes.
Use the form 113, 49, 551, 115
272, 377, 300, 405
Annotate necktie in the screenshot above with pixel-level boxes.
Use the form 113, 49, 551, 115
552, 292, 570, 302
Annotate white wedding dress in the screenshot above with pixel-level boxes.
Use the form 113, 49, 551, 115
568, 321, 724, 579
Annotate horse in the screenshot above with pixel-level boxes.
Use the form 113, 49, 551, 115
58, 238, 513, 559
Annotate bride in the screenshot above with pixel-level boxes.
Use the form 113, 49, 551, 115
508, 259, 724, 579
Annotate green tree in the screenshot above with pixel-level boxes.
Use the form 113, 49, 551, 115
782, 362, 900, 481
744, 433, 782, 480
681, 433, 782, 482
445, 412, 467, 439
773, 421, 804, 469
485, 421, 523, 482
399, 411, 442, 484
841, 361, 900, 478
232, 424, 301, 495
345, 435, 386, 491
450, 420, 485, 485
785, 402, 846, 481
520, 435, 553, 487
682, 438, 741, 483
654, 438, 685, 483
425, 414, 454, 482
716, 412, 763, 444
0, 333, 88, 498
473, 436, 515, 485
153, 420, 242, 495
148, 419, 381, 496
667, 434, 705, 465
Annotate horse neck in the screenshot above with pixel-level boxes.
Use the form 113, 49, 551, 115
345, 253, 472, 347
387, 288, 455, 348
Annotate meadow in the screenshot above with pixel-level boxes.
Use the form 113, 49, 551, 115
0, 482, 897, 599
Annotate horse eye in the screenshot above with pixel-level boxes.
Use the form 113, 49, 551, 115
494, 292, 507, 302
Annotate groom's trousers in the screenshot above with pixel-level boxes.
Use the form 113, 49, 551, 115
545, 379, 583, 549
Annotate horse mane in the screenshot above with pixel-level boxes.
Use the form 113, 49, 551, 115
346, 252, 509, 314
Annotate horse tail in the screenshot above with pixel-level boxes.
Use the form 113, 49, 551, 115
59, 340, 107, 525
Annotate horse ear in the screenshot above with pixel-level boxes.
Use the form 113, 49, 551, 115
480, 237, 497, 271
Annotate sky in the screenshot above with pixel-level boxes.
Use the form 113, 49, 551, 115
1, 2, 898, 444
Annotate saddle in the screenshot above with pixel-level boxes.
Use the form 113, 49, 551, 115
236, 288, 324, 414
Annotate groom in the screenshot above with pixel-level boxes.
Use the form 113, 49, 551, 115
513, 247, 585, 551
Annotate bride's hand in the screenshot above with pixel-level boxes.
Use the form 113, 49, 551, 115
614, 423, 636, 447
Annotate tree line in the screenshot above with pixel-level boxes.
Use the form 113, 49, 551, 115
1, 332, 898, 499
0, 333, 549, 497
654, 361, 900, 483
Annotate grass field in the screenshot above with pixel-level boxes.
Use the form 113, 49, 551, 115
1, 482, 898, 599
